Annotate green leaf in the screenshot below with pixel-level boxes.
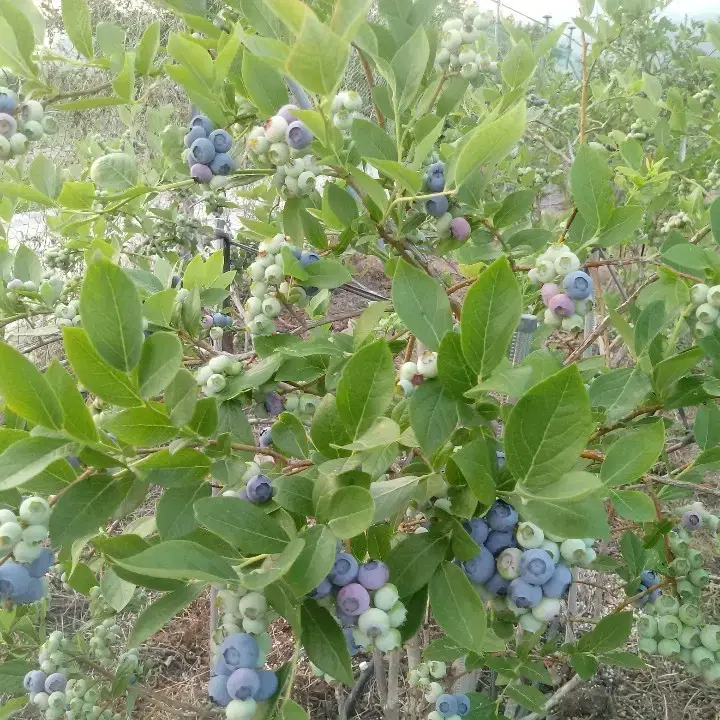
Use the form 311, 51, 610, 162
505, 685, 547, 714
80, 257, 144, 372
137, 332, 183, 399
610, 490, 657, 522
570, 652, 599, 679
711, 196, 720, 244
13, 244, 41, 284
164, 369, 198, 426
390, 25, 429, 112
99, 567, 135, 612
453, 102, 526, 188
351, 118, 396, 160
652, 347, 704, 395
577, 611, 633, 654
116, 540, 237, 583
695, 404, 720, 450
0, 342, 63, 429
157, 483, 211, 540
501, 40, 535, 87
271, 412, 309, 459
460, 256, 522, 378
409, 381, 457, 457
323, 183, 358, 229
336, 340, 394, 440
0, 181, 55, 206
96, 21, 125, 56
328, 486, 374, 538
28, 155, 56, 200
0, 659, 34, 694
571, 143, 614, 230
370, 475, 419, 523
451, 439, 496, 505
373, 159, 422, 192
105, 406, 178, 446
392, 259, 453, 351
600, 422, 664, 486
49, 474, 122, 547
387, 530, 451, 598
45, 360, 98, 443
242, 50, 288, 116
237, 537, 305, 590
518, 470, 602, 503
194, 496, 289, 554
284, 524, 337, 596
187, 397, 218, 437
599, 650, 646, 669
517, 495, 610, 539
136, 22, 160, 75
273, 473, 314, 516
311, 394, 351, 459
437, 331, 476, 401
134, 448, 210, 487
429, 561, 486, 653
300, 600, 353, 685
303, 258, 352, 289
589, 368, 651, 422
590, 205, 645, 248
493, 189, 535, 229
0, 437, 77, 492
621, 529, 646, 579
339, 417, 400, 451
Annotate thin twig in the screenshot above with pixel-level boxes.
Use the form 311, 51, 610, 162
352, 43, 385, 128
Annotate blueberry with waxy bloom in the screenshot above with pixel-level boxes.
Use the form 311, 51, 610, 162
549, 293, 575, 318
486, 500, 518, 531
519, 549, 555, 586
508, 577, 542, 608
329, 552, 359, 586
563, 270, 592, 300
357, 560, 389, 590
337, 583, 371, 616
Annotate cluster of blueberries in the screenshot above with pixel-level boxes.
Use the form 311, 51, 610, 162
436, 9, 497, 79
183, 114, 235, 184
528, 244, 593, 333
397, 350, 438, 396
201, 311, 232, 336
215, 586, 276, 638
0, 88, 58, 162
689, 281, 720, 339
195, 353, 243, 397
311, 554, 406, 655
209, 632, 278, 719
423, 161, 471, 243
459, 500, 594, 632
430, 692, 471, 719
328, 90, 364, 131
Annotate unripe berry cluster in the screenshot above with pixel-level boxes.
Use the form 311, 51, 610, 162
311, 554, 406, 655
329, 91, 364, 131
53, 298, 81, 328
517, 166, 564, 186
689, 282, 720, 339
627, 118, 650, 141
436, 10, 496, 79
215, 586, 276, 639
707, 161, 720, 190
407, 661, 472, 718
195, 354, 243, 396
271, 153, 321, 198
398, 351, 438, 396
529, 244, 593, 333
0, 88, 58, 163
459, 500, 596, 632
660, 211, 690, 234
283, 391, 320, 417
183, 114, 235, 184
247, 104, 314, 175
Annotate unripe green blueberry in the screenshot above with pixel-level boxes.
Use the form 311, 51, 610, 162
687, 548, 704, 569
516, 521, 544, 549
250, 282, 268, 299
679, 603, 702, 626
23, 524, 49, 545
679, 626, 701, 649
637, 637, 657, 654
226, 699, 258, 719
657, 615, 682, 639
238, 591, 267, 619
262, 296, 282, 319
257, 252, 275, 268
375, 628, 401, 652
693, 646, 716, 668
531, 597, 561, 622
247, 314, 271, 335
427, 660, 446, 679
696, 303, 718, 325
206, 374, 227, 394
9, 132, 28, 155
23, 120, 43, 141
209, 355, 234, 373
703, 663, 720, 685
707, 285, 720, 308
701, 625, 720, 651
539, 540, 560, 562
669, 557, 690, 576
33, 692, 50, 709
655, 594, 680, 616
560, 538, 586, 564
299, 394, 319, 414
264, 264, 284, 284
374, 583, 399, 611
20, 496, 51, 525
47, 691, 66, 709
519, 613, 543, 633
423, 681, 443, 703
689, 568, 710, 588
242, 616, 267, 634
14, 540, 42, 562
676, 579, 698, 602
245, 297, 262, 318
657, 638, 681, 657
637, 615, 657, 638
248, 262, 266, 281
0, 521, 22, 549
668, 531, 689, 556
196, 365, 213, 386
358, 608, 391, 637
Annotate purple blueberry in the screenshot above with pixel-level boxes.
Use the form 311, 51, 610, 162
27, 548, 54, 579
509, 578, 543, 608
310, 577, 333, 599
191, 137, 216, 164
286, 120, 313, 150
462, 547, 495, 584
682, 511, 703, 531
11, 577, 44, 604
227, 668, 260, 701
246, 474, 273, 504
329, 552, 359, 586
463, 518, 489, 546
45, 673, 66, 693
213, 313, 230, 327
201, 314, 214, 329
485, 530, 516, 556
549, 293, 575, 318
264, 392, 284, 416
541, 283, 559, 306
337, 608, 359, 627
0, 113, 17, 138
563, 270, 592, 300
209, 674, 231, 706
357, 560, 389, 590
219, 633, 260, 670
425, 162, 445, 192
210, 152, 235, 175
641, 570, 659, 588
337, 583, 370, 616
541, 564, 572, 598
455, 693, 471, 716
190, 114, 213, 135
254, 670, 279, 701
486, 500, 518, 531
649, 588, 661, 602
23, 670, 47, 693
344, 627, 361, 656
259, 428, 273, 448
0, 563, 31, 599
426, 195, 449, 217
277, 104, 299, 123
184, 125, 206, 147
209, 129, 233, 153
191, 163, 213, 184
299, 251, 320, 267
171, 275, 182, 288
485, 572, 510, 596
451, 217, 471, 241
436, 694, 458, 716
519, 549, 555, 586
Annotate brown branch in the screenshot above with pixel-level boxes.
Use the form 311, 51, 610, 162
588, 405, 663, 441
612, 580, 670, 613
352, 44, 385, 128
290, 309, 367, 334
45, 81, 113, 105
230, 443, 289, 466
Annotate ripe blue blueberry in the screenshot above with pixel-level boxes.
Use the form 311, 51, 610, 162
426, 195, 449, 217
246, 474, 273, 504
563, 270, 592, 300
286, 121, 313, 150
519, 549, 555, 585
486, 500, 519, 532
330, 552, 360, 586
277, 104, 299, 123
184, 125, 206, 147
227, 668, 260, 701
357, 560, 389, 590
436, 694, 458, 716
464, 518, 489, 546
455, 693, 470, 716
299, 251, 320, 267
450, 217, 471, 241
254, 670, 278, 701
191, 163, 213, 184
209, 674, 231, 706
462, 547, 495, 584
425, 162, 445, 192
24, 670, 47, 693
508, 578, 543, 608
682, 510, 703, 531
209, 129, 233, 153
344, 627, 361, 656
213, 313, 230, 327
210, 152, 235, 175
219, 633, 260, 670
337, 583, 370, 616
259, 428, 273, 448
310, 577, 333, 599
264, 392, 284, 416
0, 88, 17, 114
541, 564, 572, 598
484, 572, 510, 596
191, 137, 216, 164
641, 570, 659, 588
171, 275, 181, 288
485, 530, 516, 556
11, 577, 44, 604
190, 114, 213, 135
45, 673, 66, 694
27, 548, 54, 579
0, 562, 31, 599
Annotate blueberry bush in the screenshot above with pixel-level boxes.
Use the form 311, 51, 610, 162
1, 0, 720, 718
